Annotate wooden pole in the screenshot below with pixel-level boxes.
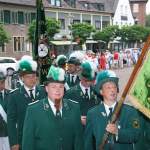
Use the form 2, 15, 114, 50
99, 35, 150, 150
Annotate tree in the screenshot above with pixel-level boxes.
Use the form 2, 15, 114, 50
0, 24, 10, 46
28, 18, 60, 43
70, 23, 95, 45
93, 25, 119, 46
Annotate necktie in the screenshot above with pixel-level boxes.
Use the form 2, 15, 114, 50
54, 99, 61, 119
0, 92, 3, 100
29, 89, 35, 102
108, 107, 113, 118
55, 109, 61, 119
71, 75, 74, 83
85, 89, 89, 100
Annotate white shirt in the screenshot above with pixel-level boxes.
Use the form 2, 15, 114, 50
103, 102, 117, 116
48, 98, 62, 116
70, 74, 77, 83
79, 82, 90, 98
24, 85, 36, 98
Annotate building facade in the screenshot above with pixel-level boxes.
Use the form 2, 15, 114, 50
130, 0, 148, 26
0, 0, 114, 58
113, 0, 135, 27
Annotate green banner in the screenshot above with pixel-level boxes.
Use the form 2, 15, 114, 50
129, 50, 150, 119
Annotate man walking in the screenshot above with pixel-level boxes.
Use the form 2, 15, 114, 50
7, 56, 46, 150
22, 65, 84, 150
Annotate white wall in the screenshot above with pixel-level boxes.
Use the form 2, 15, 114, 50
113, 0, 134, 27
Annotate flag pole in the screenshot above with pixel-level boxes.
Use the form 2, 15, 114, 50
99, 35, 150, 150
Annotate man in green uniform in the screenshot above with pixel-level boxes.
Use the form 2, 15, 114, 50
0, 71, 10, 150
0, 71, 10, 112
64, 61, 101, 126
22, 65, 84, 150
65, 57, 81, 89
84, 70, 141, 150
7, 56, 46, 150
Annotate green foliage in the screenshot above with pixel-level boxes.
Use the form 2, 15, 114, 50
28, 18, 60, 43
118, 25, 150, 42
93, 25, 150, 47
93, 25, 119, 44
71, 23, 95, 45
0, 23, 10, 45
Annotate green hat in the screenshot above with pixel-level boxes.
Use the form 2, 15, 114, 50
17, 55, 37, 75
80, 61, 95, 81
0, 71, 6, 81
55, 55, 67, 68
45, 65, 65, 85
68, 57, 81, 65
95, 70, 119, 93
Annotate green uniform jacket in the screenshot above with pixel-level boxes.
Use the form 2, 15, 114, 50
7, 85, 47, 147
0, 89, 10, 112
134, 113, 150, 150
84, 103, 141, 150
22, 98, 84, 150
64, 84, 101, 115
0, 89, 10, 137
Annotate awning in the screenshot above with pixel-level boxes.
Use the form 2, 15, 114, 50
50, 40, 77, 46
86, 40, 98, 44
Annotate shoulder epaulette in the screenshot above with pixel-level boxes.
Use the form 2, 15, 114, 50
40, 84, 44, 87
10, 88, 18, 93
28, 100, 39, 105
68, 99, 79, 104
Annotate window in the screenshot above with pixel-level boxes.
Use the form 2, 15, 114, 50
0, 44, 5, 52
31, 13, 36, 22
93, 3, 105, 11
59, 19, 65, 29
51, 0, 61, 6
73, 20, 80, 24
0, 10, 4, 23
56, 0, 61, 6
11, 12, 18, 24
0, 59, 15, 63
13, 37, 25, 52
82, 3, 90, 9
133, 4, 139, 13
95, 21, 101, 29
25, 13, 30, 24
121, 16, 128, 21
4, 10, 10, 24
64, 0, 76, 8
18, 11, 24, 24
83, 20, 91, 24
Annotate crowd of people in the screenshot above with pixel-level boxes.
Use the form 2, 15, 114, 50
0, 49, 149, 150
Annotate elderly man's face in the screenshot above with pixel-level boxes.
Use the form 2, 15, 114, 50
46, 82, 64, 101
100, 81, 117, 102
0, 80, 5, 91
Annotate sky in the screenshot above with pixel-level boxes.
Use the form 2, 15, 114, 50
146, 0, 150, 14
